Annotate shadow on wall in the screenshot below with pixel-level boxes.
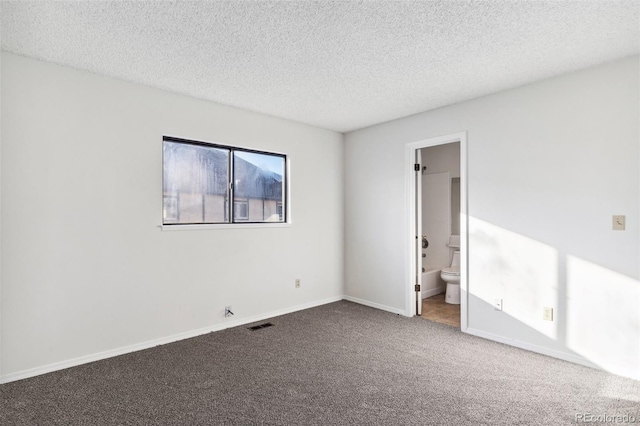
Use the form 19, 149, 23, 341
468, 216, 640, 382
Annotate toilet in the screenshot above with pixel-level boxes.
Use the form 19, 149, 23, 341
441, 250, 460, 304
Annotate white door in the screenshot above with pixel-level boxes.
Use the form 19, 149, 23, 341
415, 149, 422, 316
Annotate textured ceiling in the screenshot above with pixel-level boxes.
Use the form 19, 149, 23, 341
1, 1, 639, 133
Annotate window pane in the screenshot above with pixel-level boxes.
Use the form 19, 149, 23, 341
163, 141, 229, 224
233, 151, 285, 223
234, 200, 249, 221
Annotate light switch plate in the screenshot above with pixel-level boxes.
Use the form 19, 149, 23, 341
612, 215, 625, 231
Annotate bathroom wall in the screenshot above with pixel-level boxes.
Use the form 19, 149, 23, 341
421, 171, 450, 270
421, 143, 461, 276
1, 53, 344, 381
421, 142, 460, 178
344, 55, 640, 379
421, 171, 449, 297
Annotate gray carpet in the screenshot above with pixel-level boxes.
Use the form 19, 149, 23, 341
1, 301, 639, 425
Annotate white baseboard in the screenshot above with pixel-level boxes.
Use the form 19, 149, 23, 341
11, 298, 623, 385
422, 286, 445, 299
0, 296, 343, 384
342, 295, 408, 316
464, 327, 600, 370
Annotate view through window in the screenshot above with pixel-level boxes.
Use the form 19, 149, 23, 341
163, 137, 286, 225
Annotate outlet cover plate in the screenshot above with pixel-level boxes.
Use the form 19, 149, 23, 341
493, 299, 503, 311
543, 307, 554, 321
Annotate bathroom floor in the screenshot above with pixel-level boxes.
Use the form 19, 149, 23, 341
421, 293, 460, 327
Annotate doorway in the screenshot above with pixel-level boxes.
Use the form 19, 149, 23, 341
405, 132, 468, 331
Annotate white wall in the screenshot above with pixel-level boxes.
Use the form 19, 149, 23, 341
0, 53, 344, 380
345, 56, 640, 379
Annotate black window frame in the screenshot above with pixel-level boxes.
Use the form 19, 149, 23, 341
163, 136, 288, 225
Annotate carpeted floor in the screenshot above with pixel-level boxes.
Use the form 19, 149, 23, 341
1, 301, 639, 425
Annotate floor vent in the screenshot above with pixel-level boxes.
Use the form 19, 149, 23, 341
248, 322, 274, 331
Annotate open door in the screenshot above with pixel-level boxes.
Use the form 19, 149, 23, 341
415, 149, 422, 316
406, 132, 466, 329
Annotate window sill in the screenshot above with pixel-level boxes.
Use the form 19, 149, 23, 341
160, 222, 291, 231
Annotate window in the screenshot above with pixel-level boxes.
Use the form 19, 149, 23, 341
163, 136, 286, 225
233, 200, 249, 221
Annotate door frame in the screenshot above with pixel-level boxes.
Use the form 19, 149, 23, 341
415, 148, 423, 316
404, 132, 468, 331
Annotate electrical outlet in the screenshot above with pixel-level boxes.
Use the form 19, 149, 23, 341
295, 278, 301, 288
543, 307, 553, 321
224, 306, 234, 318
493, 299, 502, 311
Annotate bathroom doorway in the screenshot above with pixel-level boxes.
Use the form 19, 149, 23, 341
405, 132, 468, 331
421, 149, 460, 327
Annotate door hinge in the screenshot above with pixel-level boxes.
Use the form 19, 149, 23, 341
414, 284, 421, 292
414, 163, 420, 171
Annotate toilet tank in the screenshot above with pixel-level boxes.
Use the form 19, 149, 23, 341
451, 250, 460, 267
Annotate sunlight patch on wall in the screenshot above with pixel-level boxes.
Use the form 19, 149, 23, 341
566, 256, 640, 380
469, 217, 558, 339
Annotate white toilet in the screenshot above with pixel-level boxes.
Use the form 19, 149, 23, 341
441, 250, 460, 304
